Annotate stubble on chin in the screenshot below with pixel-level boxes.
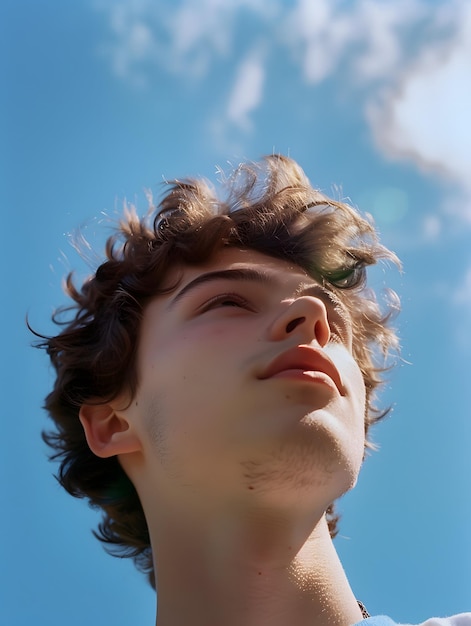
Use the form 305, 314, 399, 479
239, 421, 358, 497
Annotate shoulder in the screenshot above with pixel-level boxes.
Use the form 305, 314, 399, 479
355, 615, 471, 626
413, 616, 471, 626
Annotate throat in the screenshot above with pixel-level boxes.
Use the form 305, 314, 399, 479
152, 513, 365, 626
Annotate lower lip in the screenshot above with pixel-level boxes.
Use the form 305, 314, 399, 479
269, 369, 337, 388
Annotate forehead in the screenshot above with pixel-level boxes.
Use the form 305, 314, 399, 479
163, 247, 313, 292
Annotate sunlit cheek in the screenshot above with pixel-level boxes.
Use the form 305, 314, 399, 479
340, 355, 367, 445
353, 369, 367, 426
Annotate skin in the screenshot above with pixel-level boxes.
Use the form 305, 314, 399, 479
81, 248, 367, 626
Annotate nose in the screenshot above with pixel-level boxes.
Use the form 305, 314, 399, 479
267, 296, 331, 347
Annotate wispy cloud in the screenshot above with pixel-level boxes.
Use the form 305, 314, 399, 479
94, 0, 471, 224
282, 0, 352, 84
226, 48, 266, 131
283, 0, 426, 85
367, 1, 471, 224
94, 0, 272, 82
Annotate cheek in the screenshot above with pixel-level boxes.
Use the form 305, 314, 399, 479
349, 364, 367, 462
335, 353, 367, 447
351, 363, 366, 416
348, 364, 367, 442
326, 345, 366, 419
144, 322, 250, 391
136, 338, 231, 437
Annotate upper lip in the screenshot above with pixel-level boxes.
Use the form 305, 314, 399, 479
257, 345, 344, 395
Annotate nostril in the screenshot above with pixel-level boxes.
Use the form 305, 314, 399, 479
285, 316, 306, 333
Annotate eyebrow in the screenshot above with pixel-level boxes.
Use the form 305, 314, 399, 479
167, 265, 345, 311
168, 268, 278, 308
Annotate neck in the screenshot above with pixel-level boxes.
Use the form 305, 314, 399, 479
148, 503, 363, 626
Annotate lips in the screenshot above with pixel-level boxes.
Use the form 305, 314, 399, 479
257, 346, 344, 395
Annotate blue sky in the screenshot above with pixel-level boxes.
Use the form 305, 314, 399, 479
1, 1, 470, 624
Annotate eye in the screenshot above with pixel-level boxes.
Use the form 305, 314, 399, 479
200, 293, 252, 312
325, 266, 365, 289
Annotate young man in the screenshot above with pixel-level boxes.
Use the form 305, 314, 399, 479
36, 155, 470, 626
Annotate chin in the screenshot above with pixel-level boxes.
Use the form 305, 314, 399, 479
239, 424, 364, 511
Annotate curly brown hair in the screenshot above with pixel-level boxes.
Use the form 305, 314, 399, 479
33, 155, 400, 589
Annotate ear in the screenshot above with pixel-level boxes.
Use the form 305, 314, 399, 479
79, 402, 141, 458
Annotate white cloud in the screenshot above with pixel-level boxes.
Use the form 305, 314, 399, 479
282, 0, 424, 86
283, 0, 348, 84
352, 0, 425, 82
94, 0, 471, 221
367, 1, 471, 222
226, 49, 265, 131
281, 0, 427, 86
95, 0, 273, 79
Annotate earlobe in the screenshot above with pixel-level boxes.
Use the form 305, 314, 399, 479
79, 403, 141, 458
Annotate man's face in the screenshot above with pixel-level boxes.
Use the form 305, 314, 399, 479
122, 248, 366, 510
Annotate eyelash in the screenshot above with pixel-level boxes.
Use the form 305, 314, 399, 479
198, 291, 351, 344
201, 292, 252, 312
